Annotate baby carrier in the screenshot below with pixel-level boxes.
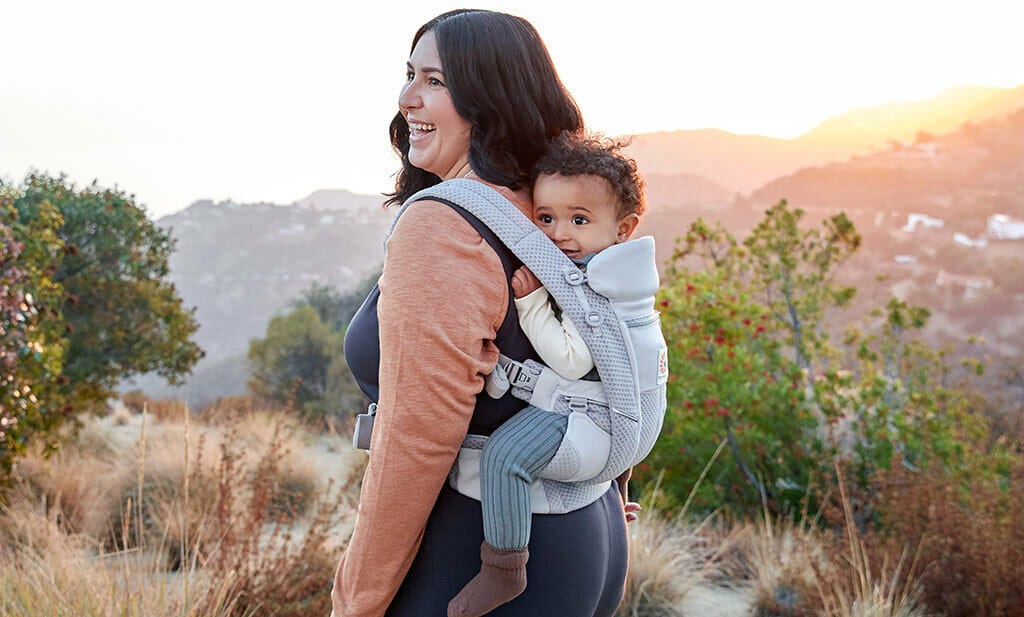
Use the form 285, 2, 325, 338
373, 179, 667, 514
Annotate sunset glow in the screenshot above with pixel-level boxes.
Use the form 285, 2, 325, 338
2, 0, 1022, 217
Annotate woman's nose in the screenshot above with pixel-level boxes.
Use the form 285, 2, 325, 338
399, 82, 421, 114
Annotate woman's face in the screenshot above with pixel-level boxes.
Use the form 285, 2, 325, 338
399, 31, 472, 179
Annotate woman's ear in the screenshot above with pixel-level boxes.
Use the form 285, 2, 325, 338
616, 213, 641, 241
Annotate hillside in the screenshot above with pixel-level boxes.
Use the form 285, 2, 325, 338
121, 191, 391, 406
743, 108, 1024, 357
623, 83, 1024, 194
122, 90, 1024, 407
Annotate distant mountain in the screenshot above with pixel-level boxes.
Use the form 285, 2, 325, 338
740, 107, 1024, 358
645, 172, 734, 209
800, 84, 1024, 152
121, 192, 391, 407
623, 83, 1024, 195
123, 85, 1024, 407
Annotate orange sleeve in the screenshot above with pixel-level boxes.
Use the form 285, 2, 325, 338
330, 200, 508, 617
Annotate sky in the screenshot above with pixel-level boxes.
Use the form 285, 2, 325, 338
2, 0, 1023, 218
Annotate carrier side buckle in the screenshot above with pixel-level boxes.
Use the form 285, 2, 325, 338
504, 361, 540, 391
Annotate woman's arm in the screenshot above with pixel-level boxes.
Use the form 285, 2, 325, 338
331, 201, 507, 617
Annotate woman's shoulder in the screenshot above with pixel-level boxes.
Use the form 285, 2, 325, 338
391, 180, 532, 248
394, 197, 481, 238
384, 197, 509, 329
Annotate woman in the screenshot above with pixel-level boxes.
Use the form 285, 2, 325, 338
331, 10, 634, 616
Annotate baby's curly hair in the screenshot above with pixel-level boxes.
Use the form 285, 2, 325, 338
533, 132, 647, 218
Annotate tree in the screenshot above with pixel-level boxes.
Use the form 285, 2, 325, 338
638, 217, 819, 513
292, 271, 380, 332
637, 203, 982, 516
13, 173, 203, 413
742, 200, 859, 382
0, 184, 69, 486
247, 306, 363, 419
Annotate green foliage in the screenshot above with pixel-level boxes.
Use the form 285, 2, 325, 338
638, 216, 822, 513
12, 173, 203, 413
1, 173, 203, 492
247, 305, 364, 420
0, 185, 70, 485
637, 201, 986, 517
292, 270, 379, 332
742, 201, 859, 375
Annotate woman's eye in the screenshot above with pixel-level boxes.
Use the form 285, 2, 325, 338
427, 77, 445, 87
572, 215, 588, 225
406, 70, 415, 82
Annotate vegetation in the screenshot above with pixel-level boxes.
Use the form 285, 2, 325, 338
247, 273, 378, 421
2, 166, 1021, 615
1, 174, 201, 488
636, 201, 994, 518
1, 399, 363, 617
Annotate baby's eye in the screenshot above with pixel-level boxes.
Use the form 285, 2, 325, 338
572, 215, 589, 225
537, 214, 553, 224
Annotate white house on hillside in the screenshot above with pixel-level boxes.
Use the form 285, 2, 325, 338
903, 213, 944, 232
988, 214, 1024, 240
953, 232, 988, 248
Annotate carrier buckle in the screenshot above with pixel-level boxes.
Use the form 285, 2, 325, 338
568, 397, 589, 413
502, 359, 540, 391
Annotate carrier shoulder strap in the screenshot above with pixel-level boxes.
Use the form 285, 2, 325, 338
385, 179, 641, 482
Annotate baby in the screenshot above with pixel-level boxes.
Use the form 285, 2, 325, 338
449, 132, 647, 617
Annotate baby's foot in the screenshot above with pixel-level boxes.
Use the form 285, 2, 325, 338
447, 542, 528, 617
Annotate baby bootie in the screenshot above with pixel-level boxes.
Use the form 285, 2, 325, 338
447, 541, 529, 617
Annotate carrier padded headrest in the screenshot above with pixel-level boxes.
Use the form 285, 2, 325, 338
586, 236, 658, 301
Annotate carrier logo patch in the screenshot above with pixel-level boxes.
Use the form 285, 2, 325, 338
657, 347, 669, 385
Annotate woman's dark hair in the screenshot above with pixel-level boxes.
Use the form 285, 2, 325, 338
385, 9, 584, 207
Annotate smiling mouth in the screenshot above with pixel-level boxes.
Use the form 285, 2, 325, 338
560, 248, 580, 258
408, 121, 437, 141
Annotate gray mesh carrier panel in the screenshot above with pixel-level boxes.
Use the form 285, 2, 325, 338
386, 179, 665, 499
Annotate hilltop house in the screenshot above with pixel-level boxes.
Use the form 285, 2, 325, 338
936, 270, 995, 301
988, 214, 1024, 240
936, 270, 994, 290
953, 232, 988, 248
903, 213, 944, 232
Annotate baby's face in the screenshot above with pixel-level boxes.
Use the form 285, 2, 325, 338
532, 173, 634, 261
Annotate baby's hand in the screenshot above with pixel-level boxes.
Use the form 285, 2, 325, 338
511, 266, 542, 299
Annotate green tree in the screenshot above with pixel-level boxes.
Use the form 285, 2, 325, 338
639, 217, 819, 513
247, 306, 363, 419
292, 271, 379, 332
742, 200, 859, 381
638, 202, 982, 516
0, 184, 69, 486
12, 173, 203, 413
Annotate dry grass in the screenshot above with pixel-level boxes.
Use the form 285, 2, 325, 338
813, 473, 926, 617
6, 393, 990, 617
1, 397, 363, 617
869, 456, 1024, 617
616, 448, 928, 617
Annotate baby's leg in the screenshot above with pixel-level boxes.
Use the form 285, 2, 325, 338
448, 406, 567, 617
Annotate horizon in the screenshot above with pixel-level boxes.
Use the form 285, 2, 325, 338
3, 0, 1023, 218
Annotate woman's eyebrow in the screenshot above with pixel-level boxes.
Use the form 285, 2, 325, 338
406, 61, 445, 75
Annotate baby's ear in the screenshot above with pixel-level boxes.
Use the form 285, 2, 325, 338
617, 213, 641, 241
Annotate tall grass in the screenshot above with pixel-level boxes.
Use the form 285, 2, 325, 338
1, 397, 363, 617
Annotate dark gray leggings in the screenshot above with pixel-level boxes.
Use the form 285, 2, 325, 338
385, 483, 629, 616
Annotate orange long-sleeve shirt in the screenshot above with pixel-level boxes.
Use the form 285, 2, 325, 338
330, 185, 534, 617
